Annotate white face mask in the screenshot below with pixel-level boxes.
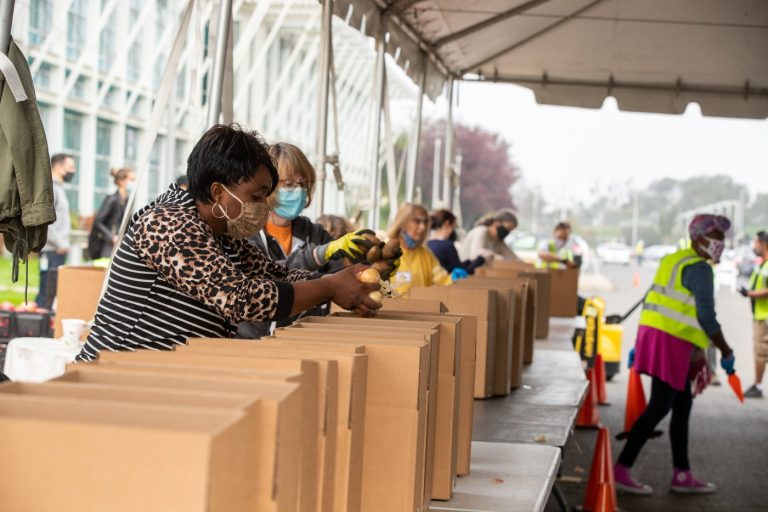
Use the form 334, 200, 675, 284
699, 236, 725, 263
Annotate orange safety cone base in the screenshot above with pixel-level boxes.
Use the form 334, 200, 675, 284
595, 354, 610, 406
577, 368, 601, 428
580, 427, 618, 512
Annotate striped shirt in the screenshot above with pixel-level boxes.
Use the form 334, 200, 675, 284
77, 185, 312, 362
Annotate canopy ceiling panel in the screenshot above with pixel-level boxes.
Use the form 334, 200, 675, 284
337, 0, 768, 118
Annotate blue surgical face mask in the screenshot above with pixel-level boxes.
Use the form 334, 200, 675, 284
273, 187, 308, 220
402, 231, 419, 249
125, 182, 135, 195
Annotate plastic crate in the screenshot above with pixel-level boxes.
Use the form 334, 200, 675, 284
14, 312, 53, 338
0, 311, 13, 339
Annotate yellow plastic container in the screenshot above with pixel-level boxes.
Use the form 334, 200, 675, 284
600, 323, 624, 379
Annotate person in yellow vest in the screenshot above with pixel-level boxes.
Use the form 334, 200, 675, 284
740, 230, 768, 398
536, 221, 577, 269
389, 203, 454, 297
615, 214, 735, 496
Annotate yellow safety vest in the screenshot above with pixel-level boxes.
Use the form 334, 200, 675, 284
638, 248, 710, 349
749, 260, 768, 321
536, 240, 574, 269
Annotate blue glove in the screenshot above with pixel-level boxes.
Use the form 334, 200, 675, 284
451, 267, 469, 281
720, 353, 735, 375
628, 348, 636, 369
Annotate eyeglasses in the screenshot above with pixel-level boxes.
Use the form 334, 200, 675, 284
410, 218, 429, 226
279, 178, 309, 190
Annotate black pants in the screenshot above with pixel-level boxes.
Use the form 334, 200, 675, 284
618, 376, 692, 470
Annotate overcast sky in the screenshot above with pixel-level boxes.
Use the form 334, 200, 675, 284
422, 81, 768, 208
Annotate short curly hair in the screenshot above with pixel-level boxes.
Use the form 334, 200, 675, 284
187, 124, 278, 203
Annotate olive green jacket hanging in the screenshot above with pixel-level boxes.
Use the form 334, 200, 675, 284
0, 39, 55, 281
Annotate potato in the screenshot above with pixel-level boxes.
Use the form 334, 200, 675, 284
371, 260, 391, 274
362, 233, 381, 246
357, 268, 380, 283
382, 239, 401, 260
366, 245, 382, 263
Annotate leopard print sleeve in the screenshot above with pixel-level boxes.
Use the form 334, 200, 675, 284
232, 237, 315, 283
133, 204, 292, 323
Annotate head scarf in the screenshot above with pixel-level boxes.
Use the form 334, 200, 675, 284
688, 214, 731, 241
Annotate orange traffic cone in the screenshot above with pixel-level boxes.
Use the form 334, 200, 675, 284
632, 271, 641, 288
577, 368, 600, 428
595, 354, 610, 405
582, 427, 617, 511
616, 367, 662, 440
594, 483, 617, 512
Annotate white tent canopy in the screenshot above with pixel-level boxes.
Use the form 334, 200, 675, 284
340, 0, 768, 118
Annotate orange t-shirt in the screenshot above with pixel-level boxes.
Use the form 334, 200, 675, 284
266, 220, 293, 256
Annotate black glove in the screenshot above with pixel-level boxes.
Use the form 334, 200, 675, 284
739, 286, 749, 298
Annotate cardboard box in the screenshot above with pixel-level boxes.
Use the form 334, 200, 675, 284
370, 310, 477, 476
455, 283, 517, 393
489, 260, 536, 271
187, 339, 367, 512
275, 328, 432, 512
177, 343, 339, 512
330, 313, 462, 498
252, 340, 367, 512
283, 323, 440, 505
409, 286, 497, 398
0, 394, 261, 512
379, 298, 448, 313
549, 268, 580, 317
476, 268, 551, 339
54, 265, 106, 337
461, 275, 537, 367
94, 351, 321, 512
56, 367, 303, 512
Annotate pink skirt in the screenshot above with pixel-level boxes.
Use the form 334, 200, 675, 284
634, 325, 708, 393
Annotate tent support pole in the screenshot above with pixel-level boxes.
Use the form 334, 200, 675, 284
315, 0, 333, 215
405, 52, 426, 203
368, 34, 386, 230
442, 78, 455, 208
206, 0, 233, 126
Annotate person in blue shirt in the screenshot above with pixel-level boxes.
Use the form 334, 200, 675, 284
427, 209, 487, 280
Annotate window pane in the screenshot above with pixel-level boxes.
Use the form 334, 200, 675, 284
63, 110, 83, 214
67, 0, 88, 60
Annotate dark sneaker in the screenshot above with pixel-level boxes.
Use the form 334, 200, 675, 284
744, 385, 764, 398
670, 469, 716, 494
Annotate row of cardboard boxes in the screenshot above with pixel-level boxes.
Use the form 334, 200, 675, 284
0, 261, 579, 512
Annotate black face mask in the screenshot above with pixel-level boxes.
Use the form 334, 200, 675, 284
496, 225, 510, 241
62, 172, 75, 183
448, 230, 458, 242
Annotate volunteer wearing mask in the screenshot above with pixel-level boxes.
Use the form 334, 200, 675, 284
460, 209, 519, 262
536, 221, 577, 269
428, 209, 485, 278
77, 125, 380, 362
615, 214, 735, 496
239, 142, 375, 338
740, 230, 768, 398
390, 203, 453, 297
88, 167, 135, 260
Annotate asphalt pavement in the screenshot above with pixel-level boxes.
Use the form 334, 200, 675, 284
545, 263, 768, 512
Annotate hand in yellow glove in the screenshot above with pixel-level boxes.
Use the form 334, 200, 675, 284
321, 229, 376, 263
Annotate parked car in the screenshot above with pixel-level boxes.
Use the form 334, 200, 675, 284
731, 244, 760, 277
596, 242, 632, 265
642, 244, 677, 266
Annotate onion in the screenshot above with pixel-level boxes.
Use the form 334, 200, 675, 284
357, 268, 380, 283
